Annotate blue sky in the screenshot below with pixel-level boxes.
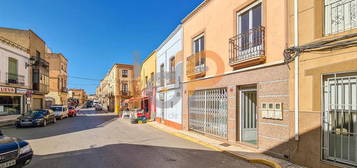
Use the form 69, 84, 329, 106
0, 0, 203, 94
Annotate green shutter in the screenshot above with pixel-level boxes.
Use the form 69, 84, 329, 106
8, 58, 18, 80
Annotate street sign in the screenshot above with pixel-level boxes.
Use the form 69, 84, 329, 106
16, 88, 27, 94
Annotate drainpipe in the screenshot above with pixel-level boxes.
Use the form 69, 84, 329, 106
294, 0, 299, 141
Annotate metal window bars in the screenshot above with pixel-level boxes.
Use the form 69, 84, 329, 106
325, 0, 357, 35
229, 26, 265, 65
6, 73, 25, 86
323, 72, 357, 166
188, 88, 228, 138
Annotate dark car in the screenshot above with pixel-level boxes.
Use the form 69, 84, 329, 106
15, 109, 56, 128
0, 130, 33, 168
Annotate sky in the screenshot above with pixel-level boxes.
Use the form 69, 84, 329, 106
0, 0, 204, 94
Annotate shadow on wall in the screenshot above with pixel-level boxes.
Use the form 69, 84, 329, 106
1, 111, 118, 140
263, 125, 354, 168
28, 143, 269, 168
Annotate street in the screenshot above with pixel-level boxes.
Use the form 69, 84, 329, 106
1, 108, 267, 168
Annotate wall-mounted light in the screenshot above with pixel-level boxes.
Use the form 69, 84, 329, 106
25, 57, 36, 69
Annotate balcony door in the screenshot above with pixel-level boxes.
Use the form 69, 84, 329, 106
237, 1, 263, 61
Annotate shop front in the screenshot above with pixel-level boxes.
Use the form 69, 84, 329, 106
0, 86, 27, 116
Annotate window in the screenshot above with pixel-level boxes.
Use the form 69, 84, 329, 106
192, 34, 205, 72
145, 76, 148, 86
122, 70, 128, 78
8, 58, 18, 84
160, 64, 165, 86
325, 0, 357, 35
36, 50, 41, 58
193, 34, 204, 54
150, 72, 154, 83
169, 57, 175, 84
32, 69, 40, 91
238, 2, 262, 49
323, 72, 357, 166
122, 83, 128, 93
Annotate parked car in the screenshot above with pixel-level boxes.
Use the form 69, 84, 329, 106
95, 104, 102, 111
15, 109, 56, 128
51, 106, 69, 120
0, 130, 33, 168
68, 106, 77, 117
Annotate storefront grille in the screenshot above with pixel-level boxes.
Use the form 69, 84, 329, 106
323, 72, 357, 166
188, 88, 228, 138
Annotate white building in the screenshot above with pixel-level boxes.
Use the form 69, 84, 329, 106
0, 36, 30, 117
156, 25, 183, 129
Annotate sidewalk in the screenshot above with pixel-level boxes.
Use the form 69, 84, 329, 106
147, 122, 304, 168
0, 115, 19, 127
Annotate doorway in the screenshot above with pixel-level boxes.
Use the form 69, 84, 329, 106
240, 88, 257, 145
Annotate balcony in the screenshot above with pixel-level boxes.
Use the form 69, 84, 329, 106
186, 52, 206, 78
229, 26, 265, 68
31, 56, 49, 68
120, 90, 131, 97
168, 72, 176, 85
33, 83, 49, 94
6, 73, 25, 86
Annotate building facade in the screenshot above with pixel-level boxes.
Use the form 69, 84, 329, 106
0, 28, 50, 111
97, 64, 134, 114
140, 51, 157, 119
286, 0, 357, 167
0, 36, 31, 117
181, 0, 289, 159
68, 89, 86, 106
156, 25, 184, 129
45, 53, 68, 107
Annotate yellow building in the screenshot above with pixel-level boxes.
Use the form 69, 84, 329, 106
97, 64, 134, 114
286, 0, 357, 167
68, 89, 86, 105
140, 51, 157, 119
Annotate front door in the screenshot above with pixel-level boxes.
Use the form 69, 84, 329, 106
240, 89, 257, 145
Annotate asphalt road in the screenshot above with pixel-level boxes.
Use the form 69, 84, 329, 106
2, 108, 267, 168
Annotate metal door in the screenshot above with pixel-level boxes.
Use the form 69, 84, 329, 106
189, 88, 228, 138
323, 72, 357, 166
240, 89, 257, 145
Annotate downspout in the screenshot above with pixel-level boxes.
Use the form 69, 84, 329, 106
294, 0, 299, 141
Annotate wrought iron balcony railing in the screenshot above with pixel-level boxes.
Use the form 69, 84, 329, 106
229, 26, 265, 66
186, 51, 206, 77
168, 72, 176, 85
6, 73, 25, 86
31, 56, 49, 68
121, 90, 130, 96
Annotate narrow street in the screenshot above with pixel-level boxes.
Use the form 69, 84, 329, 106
1, 108, 267, 168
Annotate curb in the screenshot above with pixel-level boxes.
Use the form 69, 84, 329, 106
147, 122, 282, 168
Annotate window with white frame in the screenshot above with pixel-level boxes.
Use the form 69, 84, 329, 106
234, 0, 264, 62
325, 0, 357, 35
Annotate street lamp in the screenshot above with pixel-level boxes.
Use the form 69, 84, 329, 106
25, 57, 36, 69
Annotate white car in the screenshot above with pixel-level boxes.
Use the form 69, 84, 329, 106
50, 106, 69, 120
